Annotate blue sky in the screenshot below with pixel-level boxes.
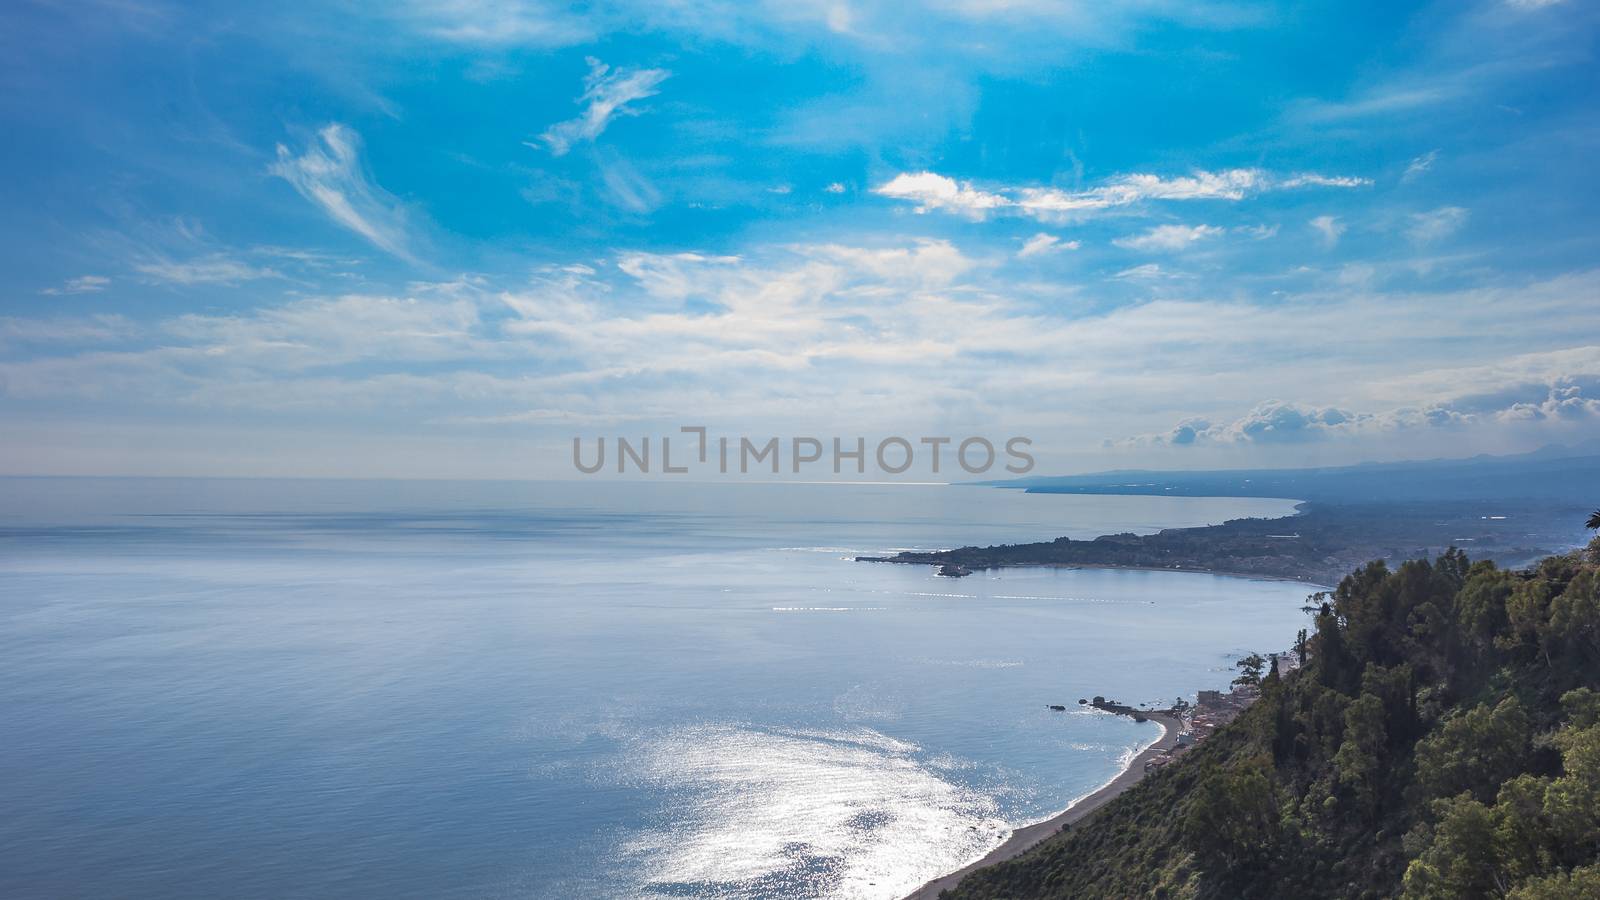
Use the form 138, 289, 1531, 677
2, 0, 1598, 478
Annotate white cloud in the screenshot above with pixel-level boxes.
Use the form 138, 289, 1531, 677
1016, 233, 1078, 258
1113, 224, 1224, 252
825, 182, 847, 194
1407, 206, 1469, 244
1113, 263, 1169, 280
41, 275, 111, 295
615, 251, 742, 302
1136, 370, 1600, 447
1161, 401, 1360, 444
1277, 174, 1373, 189
595, 153, 663, 213
810, 239, 976, 286
1018, 169, 1264, 217
435, 408, 641, 426
1309, 215, 1346, 248
539, 57, 670, 156
1293, 86, 1460, 124
9, 232, 1600, 476
269, 124, 414, 260
1402, 150, 1439, 182
402, 0, 591, 46
875, 168, 1369, 222
1235, 224, 1279, 240
1375, 345, 1600, 402
164, 294, 488, 371
871, 172, 1010, 219
390, 0, 1270, 65
1506, 0, 1567, 9
136, 255, 278, 285
0, 314, 132, 345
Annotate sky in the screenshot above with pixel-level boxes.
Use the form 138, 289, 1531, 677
1, 0, 1598, 479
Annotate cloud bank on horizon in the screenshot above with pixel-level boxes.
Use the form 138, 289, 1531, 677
1, 0, 1598, 478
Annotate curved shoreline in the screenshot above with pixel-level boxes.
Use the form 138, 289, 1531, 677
904, 711, 1184, 900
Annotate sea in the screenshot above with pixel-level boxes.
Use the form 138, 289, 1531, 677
0, 478, 1315, 899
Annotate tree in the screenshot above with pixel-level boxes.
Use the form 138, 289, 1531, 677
1542, 725, 1600, 852
1182, 759, 1281, 878
1454, 568, 1515, 655
1313, 606, 1355, 692
1561, 688, 1600, 728
1415, 697, 1532, 803
1335, 692, 1389, 819
1402, 795, 1502, 899
1543, 570, 1600, 670
1509, 864, 1600, 899
944, 545, 1600, 900
1586, 510, 1600, 530
1494, 774, 1558, 886
1234, 653, 1267, 687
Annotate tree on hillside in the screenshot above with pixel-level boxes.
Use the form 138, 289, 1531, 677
1234, 653, 1267, 687
1588, 510, 1600, 530
1182, 758, 1281, 878
945, 547, 1600, 900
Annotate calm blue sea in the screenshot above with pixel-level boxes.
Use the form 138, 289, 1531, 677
0, 478, 1313, 899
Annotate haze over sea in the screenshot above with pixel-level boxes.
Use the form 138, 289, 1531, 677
0, 479, 1312, 899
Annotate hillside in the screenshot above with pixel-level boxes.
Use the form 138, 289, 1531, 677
943, 534, 1600, 900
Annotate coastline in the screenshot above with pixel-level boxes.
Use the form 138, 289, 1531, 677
858, 553, 1328, 585
904, 711, 1185, 900
857, 497, 1589, 588
968, 560, 1326, 586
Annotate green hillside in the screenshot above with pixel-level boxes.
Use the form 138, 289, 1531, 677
945, 534, 1600, 900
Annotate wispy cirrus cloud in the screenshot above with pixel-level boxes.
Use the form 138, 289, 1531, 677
388, 0, 1271, 64
593, 151, 664, 213
400, 0, 591, 46
874, 168, 1370, 222
1113, 224, 1225, 252
537, 57, 670, 157
1506, 0, 1568, 12
1403, 150, 1439, 182
163, 293, 488, 370
135, 254, 278, 285
41, 275, 111, 295
1277, 174, 1371, 189
1, 314, 132, 346
1309, 215, 1346, 248
1113, 263, 1173, 280
1016, 233, 1078, 258
269, 124, 415, 261
1407, 206, 1470, 244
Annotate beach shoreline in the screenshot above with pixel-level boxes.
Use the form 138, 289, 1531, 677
904, 710, 1185, 900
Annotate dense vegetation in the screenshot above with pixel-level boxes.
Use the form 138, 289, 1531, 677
945, 536, 1600, 900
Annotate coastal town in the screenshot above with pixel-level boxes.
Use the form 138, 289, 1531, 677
909, 649, 1302, 899
1077, 649, 1301, 776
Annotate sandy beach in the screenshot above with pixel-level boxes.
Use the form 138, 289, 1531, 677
904, 710, 1185, 900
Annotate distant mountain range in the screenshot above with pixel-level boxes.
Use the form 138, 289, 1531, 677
984, 442, 1600, 504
